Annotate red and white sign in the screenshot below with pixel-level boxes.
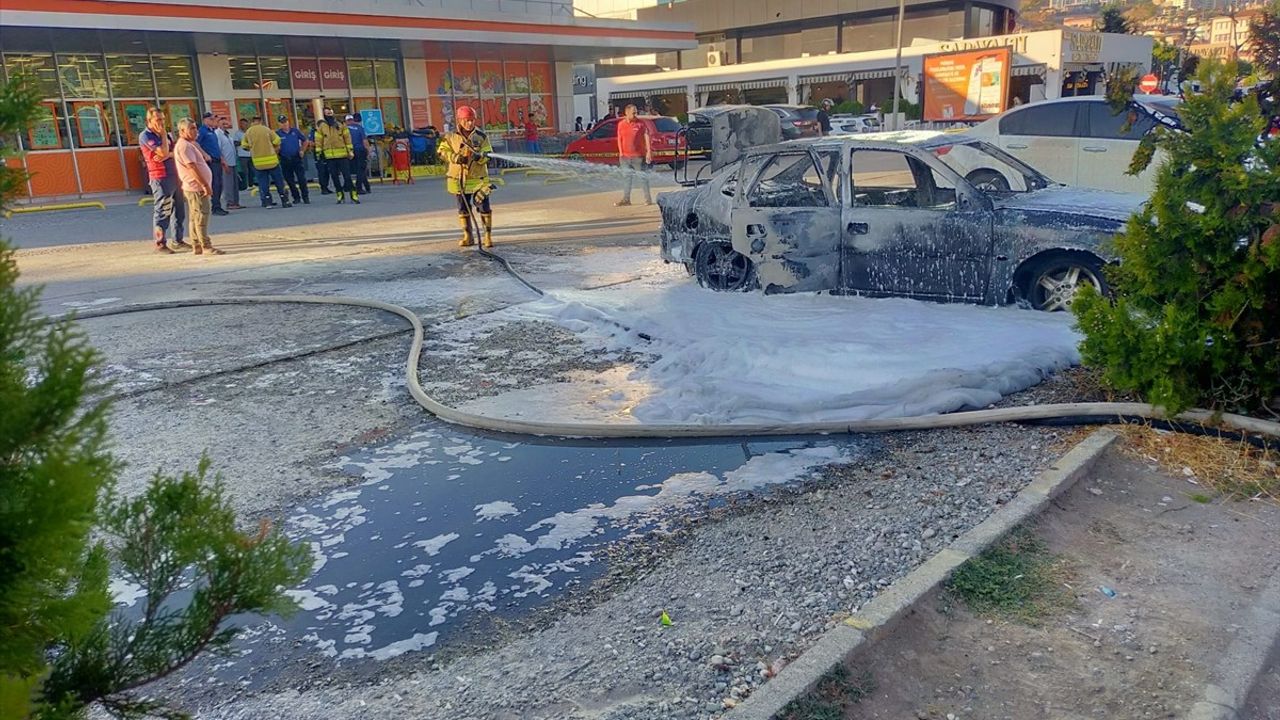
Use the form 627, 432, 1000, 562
1139, 73, 1160, 94
319, 59, 348, 90
409, 98, 430, 128
290, 59, 320, 91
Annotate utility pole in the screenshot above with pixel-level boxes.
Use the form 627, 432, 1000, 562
891, 0, 905, 130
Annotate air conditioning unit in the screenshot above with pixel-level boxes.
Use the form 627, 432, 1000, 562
707, 50, 726, 67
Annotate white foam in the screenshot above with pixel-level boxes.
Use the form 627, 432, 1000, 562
413, 532, 460, 556
474, 500, 520, 521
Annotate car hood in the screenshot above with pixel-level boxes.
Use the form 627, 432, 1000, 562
993, 186, 1145, 223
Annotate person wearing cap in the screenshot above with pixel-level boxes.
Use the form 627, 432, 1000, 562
215, 115, 243, 210
198, 111, 228, 215
315, 107, 356, 204
276, 114, 311, 205
438, 105, 494, 248
240, 115, 292, 209
345, 113, 372, 196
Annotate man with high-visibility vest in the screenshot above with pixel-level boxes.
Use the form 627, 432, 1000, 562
240, 115, 291, 209
439, 105, 494, 248
314, 107, 357, 204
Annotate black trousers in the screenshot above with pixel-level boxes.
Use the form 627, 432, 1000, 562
352, 152, 370, 193
207, 160, 223, 212
455, 191, 491, 215
326, 156, 352, 194
316, 156, 331, 193
280, 155, 309, 202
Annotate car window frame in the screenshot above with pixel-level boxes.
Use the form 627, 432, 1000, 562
847, 146, 983, 212
741, 150, 835, 209
587, 119, 618, 140
998, 101, 1084, 138
1082, 100, 1157, 141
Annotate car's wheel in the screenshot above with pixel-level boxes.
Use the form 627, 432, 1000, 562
569, 152, 584, 162
694, 242, 756, 292
967, 169, 1010, 192
1020, 253, 1108, 312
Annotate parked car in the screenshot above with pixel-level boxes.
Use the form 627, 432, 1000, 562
961, 95, 1180, 194
657, 133, 1145, 312
564, 115, 687, 167
763, 105, 823, 140
829, 114, 881, 134
685, 110, 712, 154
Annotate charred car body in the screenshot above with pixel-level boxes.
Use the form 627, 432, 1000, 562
659, 131, 1145, 311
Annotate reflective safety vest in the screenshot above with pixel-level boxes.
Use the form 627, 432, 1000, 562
439, 129, 492, 195
314, 121, 353, 160
240, 124, 280, 170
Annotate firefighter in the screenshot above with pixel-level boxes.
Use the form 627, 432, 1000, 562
439, 105, 495, 248
314, 107, 357, 204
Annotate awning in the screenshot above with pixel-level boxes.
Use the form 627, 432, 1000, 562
608, 86, 687, 100
798, 72, 851, 85
850, 68, 899, 81
1011, 64, 1048, 78
697, 77, 786, 93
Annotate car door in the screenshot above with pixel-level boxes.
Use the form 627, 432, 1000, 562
843, 147, 994, 301
579, 119, 617, 163
993, 102, 1083, 186
1080, 100, 1159, 193
730, 149, 842, 293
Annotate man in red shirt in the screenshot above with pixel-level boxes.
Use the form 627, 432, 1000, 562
139, 106, 189, 253
523, 113, 541, 154
615, 104, 652, 206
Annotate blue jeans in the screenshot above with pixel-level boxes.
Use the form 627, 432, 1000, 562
150, 175, 186, 245
255, 164, 288, 206
526, 140, 541, 154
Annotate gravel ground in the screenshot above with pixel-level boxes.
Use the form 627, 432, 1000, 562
197, 422, 1070, 720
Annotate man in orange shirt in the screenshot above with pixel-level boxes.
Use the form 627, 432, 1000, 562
615, 104, 652, 207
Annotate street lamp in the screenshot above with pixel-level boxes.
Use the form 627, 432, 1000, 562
890, 0, 906, 130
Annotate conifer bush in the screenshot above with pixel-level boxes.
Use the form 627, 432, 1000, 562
0, 75, 312, 720
1072, 60, 1280, 415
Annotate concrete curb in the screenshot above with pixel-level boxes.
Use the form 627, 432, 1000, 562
1186, 566, 1280, 720
730, 427, 1120, 720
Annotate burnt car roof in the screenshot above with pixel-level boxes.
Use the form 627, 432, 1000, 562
744, 130, 980, 156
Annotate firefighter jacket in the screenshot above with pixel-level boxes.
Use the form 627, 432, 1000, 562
314, 120, 353, 160
440, 128, 492, 195
240, 123, 280, 170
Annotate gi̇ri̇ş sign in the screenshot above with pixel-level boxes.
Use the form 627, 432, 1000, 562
922, 47, 1011, 122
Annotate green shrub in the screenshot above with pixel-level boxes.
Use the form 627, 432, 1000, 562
1072, 59, 1280, 415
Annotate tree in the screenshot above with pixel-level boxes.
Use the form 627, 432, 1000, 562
1098, 4, 1133, 34
1250, 1, 1280, 80
0, 75, 312, 720
1152, 40, 1181, 87
1073, 60, 1280, 415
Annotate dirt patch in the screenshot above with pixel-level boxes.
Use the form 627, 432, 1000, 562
842, 446, 1280, 720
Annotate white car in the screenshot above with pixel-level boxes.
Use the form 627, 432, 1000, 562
962, 95, 1180, 194
829, 114, 881, 134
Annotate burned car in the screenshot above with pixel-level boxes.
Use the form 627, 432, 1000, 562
658, 132, 1145, 311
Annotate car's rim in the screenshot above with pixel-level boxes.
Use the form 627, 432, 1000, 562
1032, 264, 1101, 312
699, 244, 751, 291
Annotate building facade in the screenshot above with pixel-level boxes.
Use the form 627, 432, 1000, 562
0, 0, 692, 199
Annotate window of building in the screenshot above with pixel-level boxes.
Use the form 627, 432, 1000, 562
153, 56, 196, 97
106, 55, 154, 97
57, 54, 108, 98
374, 59, 399, 90
258, 56, 292, 91
27, 101, 67, 150
348, 59, 376, 89
229, 56, 261, 91
4, 54, 61, 99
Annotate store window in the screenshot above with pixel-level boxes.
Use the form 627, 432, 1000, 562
4, 54, 61, 99
106, 55, 154, 97
229, 56, 261, 91
374, 59, 399, 89
153, 56, 196, 97
57, 54, 108, 98
27, 102, 68, 150
258, 56, 292, 91
348, 59, 376, 90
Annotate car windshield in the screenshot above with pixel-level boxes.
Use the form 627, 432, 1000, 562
927, 139, 1053, 194
794, 108, 820, 121
652, 117, 681, 133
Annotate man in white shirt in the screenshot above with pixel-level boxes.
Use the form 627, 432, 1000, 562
215, 116, 242, 210
232, 117, 251, 190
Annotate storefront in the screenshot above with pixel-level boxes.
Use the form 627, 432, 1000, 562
0, 0, 694, 200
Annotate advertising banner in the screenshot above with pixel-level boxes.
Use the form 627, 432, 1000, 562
923, 47, 1011, 122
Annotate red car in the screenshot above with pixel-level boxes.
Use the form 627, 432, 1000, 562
564, 115, 687, 167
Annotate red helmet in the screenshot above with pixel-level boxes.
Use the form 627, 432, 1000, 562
456, 106, 476, 121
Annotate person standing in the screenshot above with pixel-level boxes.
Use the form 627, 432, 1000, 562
173, 118, 225, 255
439, 105, 494, 248
315, 108, 356, 204
197, 112, 228, 215
310, 124, 332, 194
215, 116, 242, 210
523, 114, 541, 155
240, 116, 291, 208
574, 116, 584, 132
276, 115, 311, 205
233, 117, 251, 190
345, 114, 372, 195
139, 106, 188, 254
615, 104, 652, 207
817, 98, 834, 136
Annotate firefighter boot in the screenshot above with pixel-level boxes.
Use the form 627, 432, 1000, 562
480, 213, 493, 248
458, 215, 474, 247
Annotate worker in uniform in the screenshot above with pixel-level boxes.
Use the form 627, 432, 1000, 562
439, 105, 494, 248
314, 107, 357, 204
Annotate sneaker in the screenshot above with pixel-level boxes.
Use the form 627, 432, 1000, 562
336, 192, 345, 204
351, 195, 361, 205
213, 208, 230, 216
302, 197, 311, 205
614, 200, 632, 207
205, 247, 226, 255
155, 244, 175, 254
262, 203, 274, 209
282, 201, 293, 209
227, 203, 245, 210
171, 239, 193, 251
193, 247, 203, 255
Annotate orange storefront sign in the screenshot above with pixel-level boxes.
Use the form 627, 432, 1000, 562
922, 48, 1011, 122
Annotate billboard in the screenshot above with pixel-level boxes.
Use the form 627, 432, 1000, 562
922, 47, 1011, 122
